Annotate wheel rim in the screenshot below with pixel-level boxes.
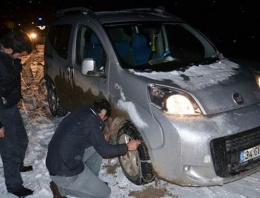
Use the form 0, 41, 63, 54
48, 87, 57, 113
118, 134, 140, 177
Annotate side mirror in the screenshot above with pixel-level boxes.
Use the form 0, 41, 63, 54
81, 58, 96, 75
81, 58, 106, 78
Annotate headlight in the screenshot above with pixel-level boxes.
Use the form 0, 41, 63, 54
148, 84, 201, 115
251, 69, 260, 88
256, 74, 260, 87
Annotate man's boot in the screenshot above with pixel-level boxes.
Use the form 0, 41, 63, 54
50, 181, 67, 198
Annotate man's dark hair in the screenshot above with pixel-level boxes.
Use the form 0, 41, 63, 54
93, 99, 111, 117
0, 30, 33, 54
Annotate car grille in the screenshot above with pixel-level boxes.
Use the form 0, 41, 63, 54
210, 127, 260, 178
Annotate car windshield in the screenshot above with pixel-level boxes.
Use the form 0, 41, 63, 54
106, 22, 219, 71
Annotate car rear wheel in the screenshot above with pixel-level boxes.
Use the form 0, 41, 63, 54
117, 122, 154, 185
47, 84, 68, 117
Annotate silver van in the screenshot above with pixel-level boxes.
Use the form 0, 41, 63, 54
44, 7, 260, 186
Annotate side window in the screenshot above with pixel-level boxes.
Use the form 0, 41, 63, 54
76, 26, 106, 71
47, 26, 57, 46
48, 25, 71, 59
55, 25, 71, 59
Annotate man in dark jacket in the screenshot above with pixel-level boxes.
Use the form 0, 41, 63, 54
46, 99, 141, 198
0, 30, 34, 197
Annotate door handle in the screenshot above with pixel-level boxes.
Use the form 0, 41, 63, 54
66, 67, 74, 79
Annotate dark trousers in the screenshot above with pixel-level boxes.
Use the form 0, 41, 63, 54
0, 105, 28, 192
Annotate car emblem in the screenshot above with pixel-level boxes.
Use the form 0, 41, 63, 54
233, 93, 244, 105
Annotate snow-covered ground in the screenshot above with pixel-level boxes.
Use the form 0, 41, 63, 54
0, 45, 260, 198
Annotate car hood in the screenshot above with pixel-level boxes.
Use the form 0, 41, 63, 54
132, 59, 260, 115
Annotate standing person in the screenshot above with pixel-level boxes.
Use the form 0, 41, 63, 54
0, 30, 34, 197
46, 99, 141, 198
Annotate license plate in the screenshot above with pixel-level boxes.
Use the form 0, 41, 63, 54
240, 144, 260, 163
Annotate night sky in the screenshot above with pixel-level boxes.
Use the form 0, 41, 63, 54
0, 0, 259, 61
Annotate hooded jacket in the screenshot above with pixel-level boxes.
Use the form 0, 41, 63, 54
0, 49, 22, 128
46, 107, 128, 177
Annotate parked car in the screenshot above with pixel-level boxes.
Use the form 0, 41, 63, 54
44, 7, 260, 187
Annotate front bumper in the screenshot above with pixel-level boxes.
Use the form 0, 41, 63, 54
148, 103, 260, 186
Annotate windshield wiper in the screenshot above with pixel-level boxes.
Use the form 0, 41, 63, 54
190, 56, 220, 66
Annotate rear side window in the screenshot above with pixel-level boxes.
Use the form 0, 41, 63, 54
47, 25, 71, 59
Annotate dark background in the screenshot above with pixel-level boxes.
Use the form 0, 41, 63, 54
0, 0, 259, 61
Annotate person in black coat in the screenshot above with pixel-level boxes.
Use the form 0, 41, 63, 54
0, 30, 34, 197
46, 99, 141, 198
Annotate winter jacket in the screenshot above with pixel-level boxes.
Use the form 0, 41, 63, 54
0, 49, 22, 128
46, 107, 128, 177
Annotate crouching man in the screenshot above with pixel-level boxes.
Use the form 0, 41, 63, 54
46, 99, 141, 198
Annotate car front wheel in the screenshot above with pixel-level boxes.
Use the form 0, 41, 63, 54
117, 122, 155, 185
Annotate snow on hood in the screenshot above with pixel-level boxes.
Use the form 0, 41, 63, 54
133, 59, 240, 91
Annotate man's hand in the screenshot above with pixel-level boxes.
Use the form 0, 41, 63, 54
0, 127, 5, 138
127, 140, 141, 151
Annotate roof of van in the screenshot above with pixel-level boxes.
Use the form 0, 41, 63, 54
56, 7, 183, 24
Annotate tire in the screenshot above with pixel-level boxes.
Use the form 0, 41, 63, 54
117, 122, 155, 185
47, 84, 68, 117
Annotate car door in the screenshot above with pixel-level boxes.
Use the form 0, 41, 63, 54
51, 24, 74, 108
